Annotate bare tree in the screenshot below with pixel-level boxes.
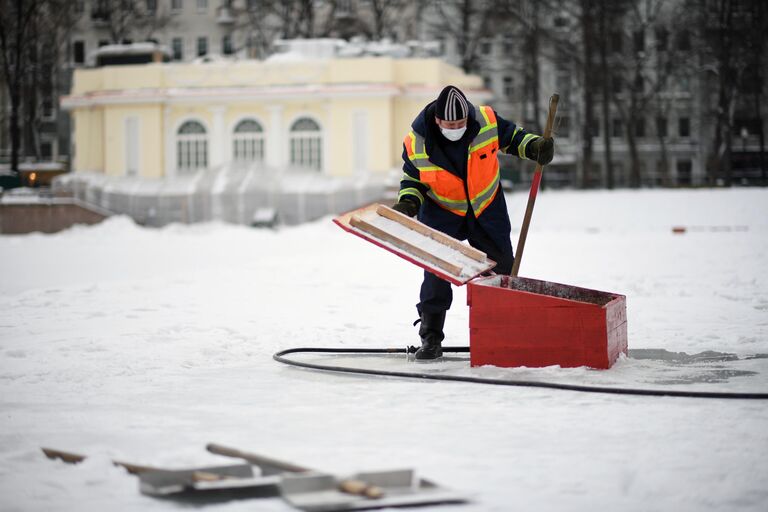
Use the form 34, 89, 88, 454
89, 0, 175, 44
366, 0, 407, 40
0, 0, 36, 177
0, 0, 74, 177
689, 0, 755, 186
430, 0, 493, 73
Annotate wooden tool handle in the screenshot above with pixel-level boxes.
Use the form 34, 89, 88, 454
338, 479, 384, 499
207, 443, 384, 499
206, 443, 310, 473
542, 94, 559, 139
511, 93, 559, 277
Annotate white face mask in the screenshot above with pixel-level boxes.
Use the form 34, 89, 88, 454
440, 126, 466, 141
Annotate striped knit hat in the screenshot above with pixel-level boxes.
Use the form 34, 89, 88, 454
435, 85, 469, 121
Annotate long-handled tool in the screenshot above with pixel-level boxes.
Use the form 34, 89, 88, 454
42, 447, 270, 501
511, 93, 560, 277
206, 442, 384, 499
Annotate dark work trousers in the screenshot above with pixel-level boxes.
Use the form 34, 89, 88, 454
417, 212, 514, 315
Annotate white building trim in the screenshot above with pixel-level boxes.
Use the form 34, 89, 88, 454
61, 84, 402, 109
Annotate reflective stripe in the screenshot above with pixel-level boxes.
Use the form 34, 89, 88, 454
399, 187, 424, 204
401, 173, 422, 184
470, 171, 499, 213
427, 189, 468, 215
519, 133, 537, 159
469, 128, 498, 152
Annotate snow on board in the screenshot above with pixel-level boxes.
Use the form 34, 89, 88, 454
333, 203, 496, 286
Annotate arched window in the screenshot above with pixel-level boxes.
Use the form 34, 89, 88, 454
177, 120, 207, 173
289, 117, 322, 171
233, 119, 265, 163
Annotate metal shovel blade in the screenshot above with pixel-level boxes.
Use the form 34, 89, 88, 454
279, 469, 468, 511
139, 463, 282, 503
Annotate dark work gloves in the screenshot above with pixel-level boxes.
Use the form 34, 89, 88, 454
527, 137, 555, 165
391, 197, 419, 217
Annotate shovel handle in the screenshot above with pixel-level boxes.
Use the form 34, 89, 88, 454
511, 93, 559, 277
206, 443, 310, 473
206, 443, 384, 499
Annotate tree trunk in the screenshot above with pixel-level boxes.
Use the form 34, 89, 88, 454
627, 113, 641, 187
529, 2, 541, 133
9, 91, 20, 175
580, 0, 595, 188
598, 1, 612, 189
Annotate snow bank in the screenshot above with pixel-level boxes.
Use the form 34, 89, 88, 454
0, 188, 766, 512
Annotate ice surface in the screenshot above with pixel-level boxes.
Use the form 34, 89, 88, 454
1, 188, 767, 512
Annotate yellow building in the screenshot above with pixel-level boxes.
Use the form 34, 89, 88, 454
62, 56, 490, 179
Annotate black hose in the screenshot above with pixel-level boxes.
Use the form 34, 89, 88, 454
273, 346, 768, 400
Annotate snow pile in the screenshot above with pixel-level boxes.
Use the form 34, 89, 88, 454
0, 188, 767, 511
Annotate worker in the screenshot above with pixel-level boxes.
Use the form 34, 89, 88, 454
393, 85, 554, 360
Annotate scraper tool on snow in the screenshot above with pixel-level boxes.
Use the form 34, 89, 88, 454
41, 447, 275, 503
207, 442, 469, 511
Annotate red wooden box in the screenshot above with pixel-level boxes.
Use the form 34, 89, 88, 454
467, 275, 627, 369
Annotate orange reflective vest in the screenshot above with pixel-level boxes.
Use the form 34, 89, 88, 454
403, 105, 500, 217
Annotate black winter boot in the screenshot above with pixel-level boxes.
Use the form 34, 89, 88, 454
415, 311, 446, 361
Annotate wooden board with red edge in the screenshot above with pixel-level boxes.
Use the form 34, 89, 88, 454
333, 203, 496, 286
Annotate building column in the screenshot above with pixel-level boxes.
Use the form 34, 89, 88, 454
323, 102, 332, 175
266, 104, 284, 169
163, 105, 173, 178
210, 106, 226, 170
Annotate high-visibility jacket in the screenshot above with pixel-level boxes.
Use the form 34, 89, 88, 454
399, 102, 537, 221
403, 105, 501, 217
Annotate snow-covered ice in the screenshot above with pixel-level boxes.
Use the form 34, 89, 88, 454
1, 188, 767, 511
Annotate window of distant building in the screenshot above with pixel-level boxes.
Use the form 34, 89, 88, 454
657, 117, 667, 137
222, 35, 233, 55
177, 120, 208, 173
633, 30, 645, 53
197, 37, 207, 56
196, 0, 208, 13
635, 118, 645, 138
503, 76, 513, 98
559, 115, 570, 139
40, 138, 54, 159
679, 117, 690, 138
172, 38, 183, 60
42, 95, 55, 119
676, 160, 692, 185
172, 0, 183, 11
610, 31, 622, 53
612, 75, 622, 94
146, 0, 157, 12
233, 119, 265, 163
73, 40, 85, 64
289, 117, 322, 171
612, 119, 623, 138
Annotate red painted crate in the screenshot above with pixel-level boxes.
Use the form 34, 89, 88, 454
467, 275, 627, 369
